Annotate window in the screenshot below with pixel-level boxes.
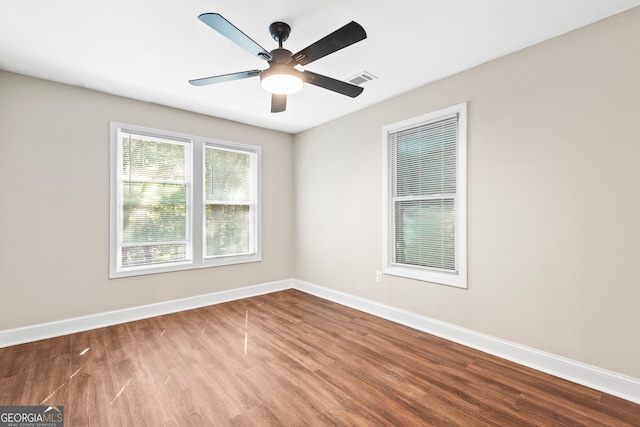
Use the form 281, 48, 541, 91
382, 103, 467, 288
110, 122, 260, 278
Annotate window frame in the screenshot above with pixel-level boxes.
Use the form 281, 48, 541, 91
382, 103, 467, 288
109, 122, 261, 278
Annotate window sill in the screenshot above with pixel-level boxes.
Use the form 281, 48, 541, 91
109, 254, 262, 279
383, 264, 467, 289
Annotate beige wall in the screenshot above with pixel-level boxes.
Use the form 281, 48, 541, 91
0, 71, 295, 330
294, 8, 640, 379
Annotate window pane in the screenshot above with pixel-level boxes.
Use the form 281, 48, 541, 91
394, 117, 457, 197
122, 243, 187, 267
206, 204, 250, 257
205, 148, 250, 202
122, 182, 187, 243
122, 136, 185, 181
395, 199, 456, 271
118, 132, 190, 270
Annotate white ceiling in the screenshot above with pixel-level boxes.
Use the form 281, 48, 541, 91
2, 1, 639, 134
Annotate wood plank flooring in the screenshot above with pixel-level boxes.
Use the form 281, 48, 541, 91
1, 289, 638, 426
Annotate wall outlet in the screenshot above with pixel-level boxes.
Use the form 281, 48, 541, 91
375, 271, 383, 283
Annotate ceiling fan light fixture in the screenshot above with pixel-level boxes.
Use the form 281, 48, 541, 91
260, 66, 303, 95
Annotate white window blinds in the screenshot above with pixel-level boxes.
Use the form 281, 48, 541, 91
390, 115, 458, 272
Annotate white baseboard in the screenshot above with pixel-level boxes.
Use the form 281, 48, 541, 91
293, 279, 640, 405
2, 277, 638, 404
0, 279, 293, 348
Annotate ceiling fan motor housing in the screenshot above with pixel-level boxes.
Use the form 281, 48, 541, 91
270, 48, 293, 64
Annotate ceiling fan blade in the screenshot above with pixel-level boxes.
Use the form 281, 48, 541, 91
271, 94, 287, 113
189, 70, 261, 86
198, 13, 272, 61
303, 71, 364, 98
292, 21, 366, 66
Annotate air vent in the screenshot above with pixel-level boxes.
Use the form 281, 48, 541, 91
348, 71, 378, 86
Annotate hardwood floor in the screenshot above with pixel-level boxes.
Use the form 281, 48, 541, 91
1, 289, 638, 426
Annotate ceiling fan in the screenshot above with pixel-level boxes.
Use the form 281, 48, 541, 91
189, 13, 367, 113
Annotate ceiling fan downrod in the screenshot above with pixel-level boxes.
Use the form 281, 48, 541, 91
269, 22, 291, 48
